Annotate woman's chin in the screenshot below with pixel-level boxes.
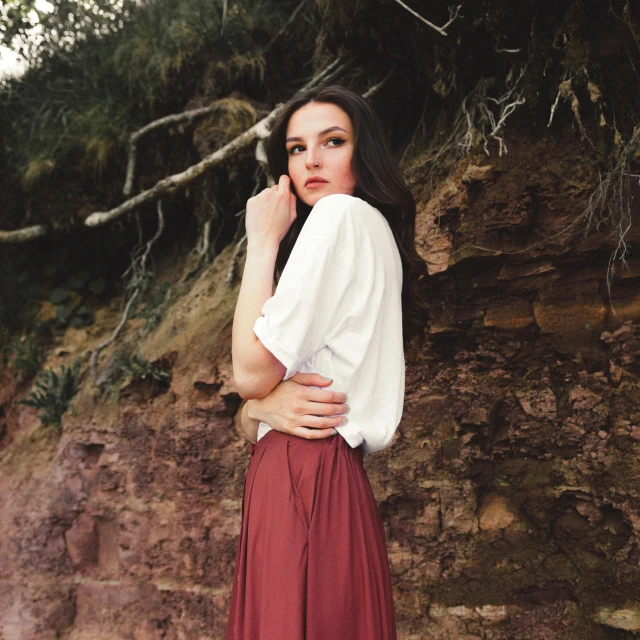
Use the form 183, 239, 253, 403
299, 187, 348, 207
300, 194, 322, 207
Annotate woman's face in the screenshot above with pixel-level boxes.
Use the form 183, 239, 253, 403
285, 101, 357, 207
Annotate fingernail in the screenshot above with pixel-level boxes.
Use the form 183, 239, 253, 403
345, 405, 350, 413
341, 418, 348, 425
330, 428, 338, 435
321, 376, 332, 382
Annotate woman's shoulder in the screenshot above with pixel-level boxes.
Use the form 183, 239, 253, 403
305, 194, 383, 235
311, 193, 380, 216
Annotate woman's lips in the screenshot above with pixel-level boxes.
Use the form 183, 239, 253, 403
305, 178, 328, 187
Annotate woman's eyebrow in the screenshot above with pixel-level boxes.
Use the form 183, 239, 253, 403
285, 126, 348, 143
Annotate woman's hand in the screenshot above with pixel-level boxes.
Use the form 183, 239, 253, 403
245, 174, 297, 247
246, 372, 349, 441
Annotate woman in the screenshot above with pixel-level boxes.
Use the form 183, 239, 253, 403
228, 85, 426, 639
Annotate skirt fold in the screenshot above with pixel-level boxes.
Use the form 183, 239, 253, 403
226, 429, 397, 640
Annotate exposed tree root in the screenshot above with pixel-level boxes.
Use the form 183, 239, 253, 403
583, 124, 640, 295
90, 200, 165, 384
548, 75, 593, 146
457, 65, 527, 158
449, 125, 640, 308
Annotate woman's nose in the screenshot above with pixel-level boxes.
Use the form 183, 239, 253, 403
305, 150, 320, 169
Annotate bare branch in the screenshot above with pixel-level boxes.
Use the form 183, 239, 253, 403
86, 57, 347, 228
90, 285, 140, 384
123, 104, 235, 197
86, 111, 278, 228
0, 58, 349, 241
0, 225, 48, 243
393, 1, 462, 36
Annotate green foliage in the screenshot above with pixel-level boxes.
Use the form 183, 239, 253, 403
114, 348, 170, 383
7, 333, 45, 381
1, 0, 136, 65
100, 346, 170, 403
0, 0, 284, 192
18, 356, 82, 429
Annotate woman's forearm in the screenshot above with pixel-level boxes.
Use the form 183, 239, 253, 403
232, 239, 286, 398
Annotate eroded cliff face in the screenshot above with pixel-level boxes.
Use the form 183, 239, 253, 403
1, 125, 640, 640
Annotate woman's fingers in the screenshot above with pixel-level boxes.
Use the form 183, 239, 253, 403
302, 400, 348, 417
301, 387, 347, 408
293, 413, 346, 429
288, 426, 337, 440
278, 174, 290, 191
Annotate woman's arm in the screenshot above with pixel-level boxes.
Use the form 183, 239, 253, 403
239, 373, 349, 444
232, 177, 297, 399
232, 238, 286, 399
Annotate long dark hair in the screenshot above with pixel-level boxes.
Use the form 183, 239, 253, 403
266, 84, 427, 348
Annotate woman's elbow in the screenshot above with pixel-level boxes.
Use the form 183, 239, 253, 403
233, 357, 286, 399
234, 370, 274, 400
234, 373, 261, 400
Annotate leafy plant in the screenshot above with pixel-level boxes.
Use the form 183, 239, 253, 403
7, 333, 45, 381
114, 348, 170, 383
100, 346, 170, 403
19, 357, 82, 429
0, 0, 284, 191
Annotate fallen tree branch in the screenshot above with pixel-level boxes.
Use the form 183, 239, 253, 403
0, 57, 349, 241
123, 104, 237, 197
0, 224, 48, 242
85, 112, 278, 228
393, 1, 462, 36
85, 57, 348, 228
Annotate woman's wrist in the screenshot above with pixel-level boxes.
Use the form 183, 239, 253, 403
246, 236, 280, 254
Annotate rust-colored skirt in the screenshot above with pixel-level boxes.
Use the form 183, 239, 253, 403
225, 428, 397, 640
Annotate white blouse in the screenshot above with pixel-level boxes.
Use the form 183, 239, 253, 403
252, 193, 405, 455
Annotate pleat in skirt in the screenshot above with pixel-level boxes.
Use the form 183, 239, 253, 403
225, 428, 397, 640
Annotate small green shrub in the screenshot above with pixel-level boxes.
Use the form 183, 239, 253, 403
19, 357, 83, 430
114, 349, 170, 383
100, 347, 170, 403
7, 334, 45, 381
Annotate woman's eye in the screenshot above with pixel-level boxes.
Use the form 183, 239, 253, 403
326, 137, 345, 147
288, 145, 304, 154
